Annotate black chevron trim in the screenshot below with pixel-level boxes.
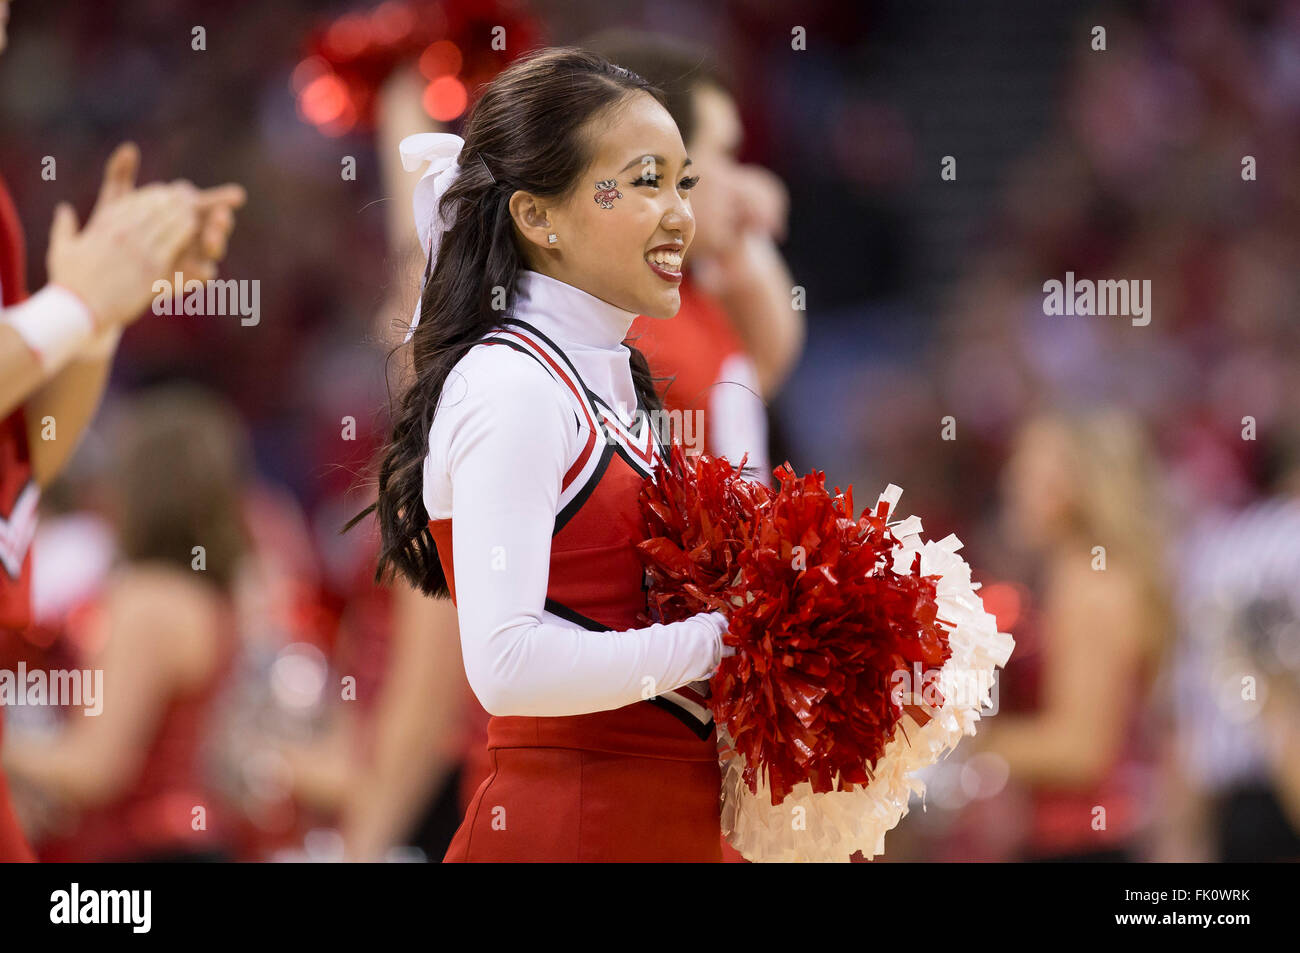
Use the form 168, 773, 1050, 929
647, 696, 715, 740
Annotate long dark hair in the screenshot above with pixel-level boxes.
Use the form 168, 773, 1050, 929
348, 47, 669, 598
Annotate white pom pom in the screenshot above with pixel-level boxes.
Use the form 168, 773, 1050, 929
876, 483, 904, 517
718, 487, 1016, 862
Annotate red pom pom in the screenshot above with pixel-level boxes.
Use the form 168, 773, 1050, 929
296, 0, 546, 134
637, 445, 954, 805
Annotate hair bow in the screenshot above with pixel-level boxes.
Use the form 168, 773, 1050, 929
399, 131, 466, 342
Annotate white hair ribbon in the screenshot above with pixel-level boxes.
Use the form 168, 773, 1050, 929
400, 131, 466, 342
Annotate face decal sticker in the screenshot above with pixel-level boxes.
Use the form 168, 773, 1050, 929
594, 179, 622, 209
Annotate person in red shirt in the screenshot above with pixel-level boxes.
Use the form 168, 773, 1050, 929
5, 387, 248, 862
586, 32, 806, 483
0, 0, 243, 861
967, 410, 1173, 861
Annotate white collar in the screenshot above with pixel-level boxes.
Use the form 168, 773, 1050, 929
511, 270, 639, 352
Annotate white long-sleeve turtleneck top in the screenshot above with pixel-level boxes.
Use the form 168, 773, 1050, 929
423, 269, 728, 719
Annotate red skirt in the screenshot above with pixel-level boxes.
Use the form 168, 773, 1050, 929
444, 745, 723, 862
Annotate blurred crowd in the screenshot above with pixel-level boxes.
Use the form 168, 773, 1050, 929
2, 0, 1298, 861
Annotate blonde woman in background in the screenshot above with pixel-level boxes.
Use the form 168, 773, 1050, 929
968, 408, 1174, 862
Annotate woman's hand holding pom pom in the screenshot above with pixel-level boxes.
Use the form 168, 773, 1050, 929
636, 443, 1016, 861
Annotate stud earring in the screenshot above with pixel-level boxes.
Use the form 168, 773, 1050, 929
547, 233, 558, 244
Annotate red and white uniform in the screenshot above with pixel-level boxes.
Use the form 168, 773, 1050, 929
0, 171, 38, 862
425, 270, 728, 861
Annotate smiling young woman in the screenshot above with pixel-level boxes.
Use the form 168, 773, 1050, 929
351, 48, 734, 862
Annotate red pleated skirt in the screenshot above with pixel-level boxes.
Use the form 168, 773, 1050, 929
443, 744, 723, 862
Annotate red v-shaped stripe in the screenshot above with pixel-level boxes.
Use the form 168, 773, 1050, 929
595, 404, 656, 465
482, 334, 599, 492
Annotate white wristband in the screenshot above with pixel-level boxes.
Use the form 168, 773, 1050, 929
2, 284, 97, 373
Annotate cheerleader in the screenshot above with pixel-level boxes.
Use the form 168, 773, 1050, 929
968, 410, 1173, 861
356, 48, 733, 861
5, 387, 247, 862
